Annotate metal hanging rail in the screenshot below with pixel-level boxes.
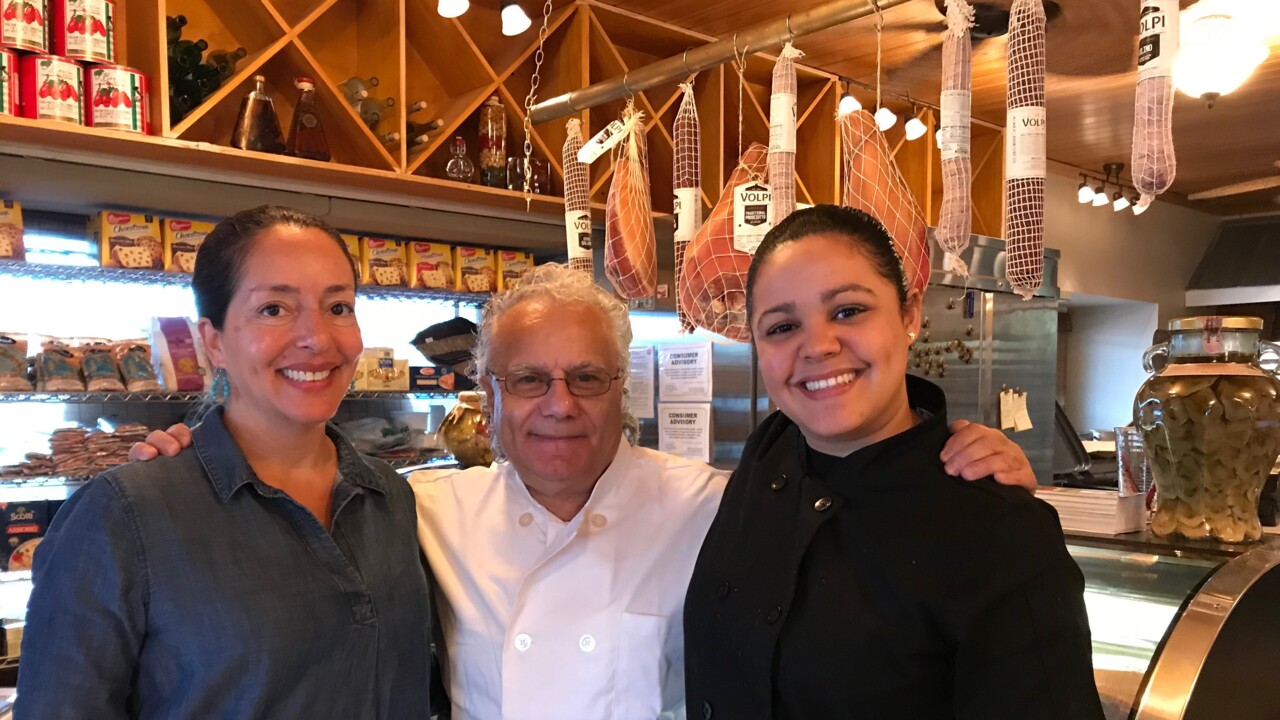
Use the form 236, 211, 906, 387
528, 0, 912, 125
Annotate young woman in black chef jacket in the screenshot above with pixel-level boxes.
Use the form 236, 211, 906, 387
683, 204, 1105, 720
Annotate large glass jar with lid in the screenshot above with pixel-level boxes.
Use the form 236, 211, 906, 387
438, 391, 493, 468
1134, 316, 1280, 543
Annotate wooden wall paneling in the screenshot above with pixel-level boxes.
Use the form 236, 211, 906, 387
794, 80, 837, 206
115, 0, 166, 135
969, 126, 1004, 238
494, 83, 562, 192
693, 65, 723, 212
890, 105, 934, 224
500, 10, 587, 183
455, 3, 571, 85
263, 0, 325, 28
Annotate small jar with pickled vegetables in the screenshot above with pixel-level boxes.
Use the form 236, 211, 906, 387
439, 391, 494, 468
1135, 316, 1280, 543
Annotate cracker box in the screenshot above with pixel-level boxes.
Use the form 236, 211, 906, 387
0, 200, 24, 261
1, 500, 48, 571
92, 211, 161, 269
360, 237, 406, 286
407, 241, 454, 290
354, 347, 408, 391
162, 218, 214, 273
339, 233, 361, 277
496, 250, 533, 292
454, 245, 496, 293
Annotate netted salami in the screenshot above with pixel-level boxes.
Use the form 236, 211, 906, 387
679, 143, 769, 342
563, 118, 594, 275
1132, 0, 1178, 212
604, 103, 657, 299
840, 109, 930, 299
769, 42, 804, 225
673, 82, 702, 332
938, 0, 974, 277
1004, 0, 1047, 300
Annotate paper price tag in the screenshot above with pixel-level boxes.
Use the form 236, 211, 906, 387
577, 119, 629, 165
673, 187, 699, 244
564, 211, 593, 261
1137, 0, 1179, 81
999, 389, 1016, 431
939, 90, 971, 161
733, 182, 773, 254
769, 92, 797, 154
1013, 391, 1034, 432
1005, 107, 1046, 180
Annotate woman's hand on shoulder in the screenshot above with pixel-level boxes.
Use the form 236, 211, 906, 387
128, 423, 194, 462
941, 420, 1037, 493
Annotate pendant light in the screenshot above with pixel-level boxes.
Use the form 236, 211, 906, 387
874, 106, 898, 131
1076, 174, 1095, 204
501, 0, 531, 36
437, 0, 468, 18
1091, 183, 1110, 207
1112, 192, 1131, 212
1174, 11, 1269, 107
838, 78, 862, 116
903, 114, 927, 141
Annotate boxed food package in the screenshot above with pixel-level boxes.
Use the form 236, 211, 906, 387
407, 241, 455, 290
162, 218, 214, 273
409, 365, 474, 392
1, 500, 48, 571
92, 210, 161, 269
354, 347, 408, 391
0, 200, 24, 260
497, 250, 533, 292
454, 245, 496, 293
150, 317, 211, 391
339, 233, 361, 278
360, 237, 406, 286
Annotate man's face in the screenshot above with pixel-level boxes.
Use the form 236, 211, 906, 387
482, 298, 626, 499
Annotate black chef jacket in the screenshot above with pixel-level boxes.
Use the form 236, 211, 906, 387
684, 376, 1104, 720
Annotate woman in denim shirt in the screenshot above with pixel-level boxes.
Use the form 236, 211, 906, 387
16, 206, 434, 719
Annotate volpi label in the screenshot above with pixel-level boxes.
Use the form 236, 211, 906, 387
733, 182, 773, 254
577, 119, 628, 165
1005, 107, 1046, 180
673, 187, 699, 244
564, 211, 592, 261
1137, 0, 1179, 81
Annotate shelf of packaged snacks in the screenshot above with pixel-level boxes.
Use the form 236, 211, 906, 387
0, 390, 458, 404
0, 260, 492, 305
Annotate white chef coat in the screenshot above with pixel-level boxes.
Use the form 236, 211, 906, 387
409, 437, 727, 720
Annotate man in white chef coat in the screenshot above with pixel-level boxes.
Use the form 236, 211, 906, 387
130, 263, 1037, 719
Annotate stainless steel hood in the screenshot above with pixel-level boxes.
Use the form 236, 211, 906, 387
1186, 218, 1280, 307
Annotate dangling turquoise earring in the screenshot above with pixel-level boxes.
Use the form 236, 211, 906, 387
211, 368, 231, 403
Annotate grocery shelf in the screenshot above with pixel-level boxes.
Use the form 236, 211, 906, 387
0, 260, 491, 305
0, 390, 457, 403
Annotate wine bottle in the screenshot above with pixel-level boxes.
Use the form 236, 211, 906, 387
205, 48, 246, 81
166, 15, 187, 44
230, 75, 286, 154
189, 64, 222, 95
407, 99, 429, 115
354, 96, 394, 131
338, 75, 379, 104
169, 38, 208, 75
287, 77, 330, 162
407, 118, 443, 146
381, 132, 401, 145
169, 86, 195, 122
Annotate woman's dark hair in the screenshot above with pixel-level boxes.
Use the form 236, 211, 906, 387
193, 205, 355, 329
745, 204, 908, 322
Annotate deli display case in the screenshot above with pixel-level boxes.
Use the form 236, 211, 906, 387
1068, 530, 1280, 719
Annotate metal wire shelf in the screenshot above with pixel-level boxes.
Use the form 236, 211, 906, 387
0, 260, 491, 306
0, 390, 457, 403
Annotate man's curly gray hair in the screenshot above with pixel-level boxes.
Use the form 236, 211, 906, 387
473, 263, 640, 459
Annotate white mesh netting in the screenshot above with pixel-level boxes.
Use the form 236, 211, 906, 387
1132, 0, 1178, 211
679, 143, 769, 342
769, 42, 804, 225
937, 0, 975, 277
563, 118, 594, 276
1004, 0, 1047, 300
840, 109, 931, 299
673, 82, 702, 332
604, 102, 657, 299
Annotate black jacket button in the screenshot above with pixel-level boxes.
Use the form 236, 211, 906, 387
766, 606, 782, 624
770, 474, 787, 491
702, 700, 713, 719
716, 581, 731, 599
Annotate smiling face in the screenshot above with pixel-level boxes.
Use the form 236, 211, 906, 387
199, 225, 363, 433
481, 298, 625, 499
750, 232, 921, 456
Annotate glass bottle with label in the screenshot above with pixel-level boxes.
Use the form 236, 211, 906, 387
205, 47, 246, 81
286, 77, 330, 162
477, 94, 506, 188
230, 75, 285, 154
445, 135, 475, 183
338, 75, 378, 104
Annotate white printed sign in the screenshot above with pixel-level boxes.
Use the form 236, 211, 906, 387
733, 182, 773, 254
1137, 0, 1179, 81
658, 342, 713, 403
1005, 107, 1046, 180
626, 345, 656, 419
658, 402, 713, 462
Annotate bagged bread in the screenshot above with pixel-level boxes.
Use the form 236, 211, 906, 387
36, 340, 85, 392
79, 340, 126, 392
113, 340, 162, 392
0, 332, 32, 391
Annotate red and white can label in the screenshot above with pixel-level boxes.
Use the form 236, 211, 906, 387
85, 63, 146, 133
19, 54, 82, 125
0, 49, 16, 116
1, 0, 48, 53
51, 0, 114, 63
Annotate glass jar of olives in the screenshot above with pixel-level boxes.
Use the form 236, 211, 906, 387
438, 391, 494, 468
1134, 316, 1280, 543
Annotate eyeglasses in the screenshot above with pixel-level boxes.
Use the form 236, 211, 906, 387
491, 369, 622, 398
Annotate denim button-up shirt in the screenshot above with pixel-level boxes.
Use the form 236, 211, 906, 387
16, 407, 433, 719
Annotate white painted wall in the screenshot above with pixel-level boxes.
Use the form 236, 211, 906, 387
1062, 297, 1161, 434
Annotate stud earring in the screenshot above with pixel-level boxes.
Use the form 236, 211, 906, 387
908, 331, 917, 342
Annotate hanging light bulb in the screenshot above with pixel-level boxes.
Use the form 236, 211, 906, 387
1077, 177, 1095, 204
501, 0, 531, 36
1112, 192, 1131, 212
904, 115, 927, 141
1133, 197, 1151, 216
1092, 183, 1110, 207
437, 0, 468, 18
838, 80, 861, 116
1174, 12, 1269, 107
874, 106, 897, 131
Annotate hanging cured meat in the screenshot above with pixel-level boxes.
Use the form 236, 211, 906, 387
840, 109, 930, 299
563, 118, 594, 275
604, 103, 657, 299
1131, 0, 1178, 212
937, 0, 975, 277
1004, 0, 1047, 300
679, 143, 769, 342
769, 42, 804, 225
673, 82, 702, 332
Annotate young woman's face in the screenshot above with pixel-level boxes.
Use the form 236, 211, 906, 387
750, 232, 920, 454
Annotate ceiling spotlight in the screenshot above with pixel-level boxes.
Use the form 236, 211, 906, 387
1092, 185, 1109, 207
1076, 176, 1094, 204
501, 0, 531, 36
838, 89, 861, 116
437, 0, 468, 17
1112, 192, 1131, 212
904, 116, 927, 141
1133, 197, 1151, 216
873, 106, 897, 131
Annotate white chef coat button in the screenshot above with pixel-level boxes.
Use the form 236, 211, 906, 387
514, 633, 533, 652
579, 634, 597, 652
518, 512, 533, 527
590, 513, 608, 528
